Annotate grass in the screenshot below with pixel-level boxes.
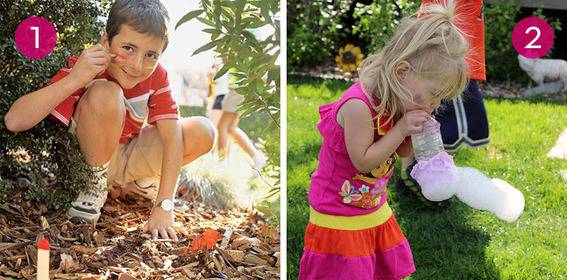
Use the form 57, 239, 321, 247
287, 77, 567, 280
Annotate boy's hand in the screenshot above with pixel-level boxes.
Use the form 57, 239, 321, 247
395, 110, 430, 137
143, 207, 179, 242
68, 43, 113, 88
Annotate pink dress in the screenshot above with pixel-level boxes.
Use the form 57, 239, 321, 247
299, 81, 415, 280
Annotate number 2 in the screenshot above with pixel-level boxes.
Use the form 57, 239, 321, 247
30, 26, 39, 48
525, 26, 541, 49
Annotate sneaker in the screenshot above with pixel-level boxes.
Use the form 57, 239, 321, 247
249, 153, 267, 179
67, 168, 109, 224
122, 177, 159, 200
252, 153, 267, 171
397, 161, 452, 210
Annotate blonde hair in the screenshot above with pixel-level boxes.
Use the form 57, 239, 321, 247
359, 0, 469, 125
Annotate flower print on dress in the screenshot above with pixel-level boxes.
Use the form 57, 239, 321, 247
339, 180, 386, 209
338, 180, 362, 204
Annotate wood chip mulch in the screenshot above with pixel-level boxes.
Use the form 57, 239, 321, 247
0, 192, 280, 279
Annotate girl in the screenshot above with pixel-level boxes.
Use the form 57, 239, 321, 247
298, 1, 468, 279
207, 56, 267, 172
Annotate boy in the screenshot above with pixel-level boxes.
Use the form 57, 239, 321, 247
4, 0, 215, 242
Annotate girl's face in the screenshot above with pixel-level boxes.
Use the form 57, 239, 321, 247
397, 61, 442, 114
103, 25, 165, 89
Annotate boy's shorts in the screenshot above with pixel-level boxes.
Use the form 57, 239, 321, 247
69, 118, 164, 186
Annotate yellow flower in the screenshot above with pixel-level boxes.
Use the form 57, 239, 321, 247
336, 44, 364, 73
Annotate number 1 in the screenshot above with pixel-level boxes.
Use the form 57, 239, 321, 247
31, 26, 39, 48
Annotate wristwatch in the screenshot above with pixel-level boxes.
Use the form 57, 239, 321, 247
154, 199, 174, 212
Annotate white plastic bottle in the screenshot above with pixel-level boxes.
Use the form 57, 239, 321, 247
411, 117, 445, 161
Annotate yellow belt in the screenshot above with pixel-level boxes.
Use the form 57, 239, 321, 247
309, 202, 393, 231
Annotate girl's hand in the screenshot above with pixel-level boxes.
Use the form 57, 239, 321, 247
395, 110, 430, 137
68, 43, 112, 88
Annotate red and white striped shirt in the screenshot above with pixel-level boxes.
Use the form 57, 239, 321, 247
49, 56, 179, 144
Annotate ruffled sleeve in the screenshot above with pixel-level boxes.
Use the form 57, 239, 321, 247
316, 102, 349, 154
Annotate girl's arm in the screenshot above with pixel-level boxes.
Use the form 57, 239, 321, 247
396, 138, 413, 157
339, 99, 428, 173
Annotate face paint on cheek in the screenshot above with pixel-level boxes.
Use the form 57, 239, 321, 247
111, 53, 128, 64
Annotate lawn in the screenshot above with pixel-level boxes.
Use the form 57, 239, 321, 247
287, 77, 567, 280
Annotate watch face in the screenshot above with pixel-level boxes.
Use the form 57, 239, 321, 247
161, 199, 174, 211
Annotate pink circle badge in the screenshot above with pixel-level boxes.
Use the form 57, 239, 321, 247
14, 16, 57, 59
512, 16, 554, 59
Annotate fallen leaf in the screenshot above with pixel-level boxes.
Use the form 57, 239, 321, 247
191, 229, 221, 252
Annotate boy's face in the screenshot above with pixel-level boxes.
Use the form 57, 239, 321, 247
103, 24, 166, 89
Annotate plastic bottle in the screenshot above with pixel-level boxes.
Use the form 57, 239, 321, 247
411, 117, 445, 161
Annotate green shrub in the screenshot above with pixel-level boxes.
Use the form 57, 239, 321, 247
0, 0, 110, 209
352, 0, 420, 54
287, 0, 353, 71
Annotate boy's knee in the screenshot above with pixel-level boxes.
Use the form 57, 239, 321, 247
182, 116, 216, 153
83, 81, 124, 114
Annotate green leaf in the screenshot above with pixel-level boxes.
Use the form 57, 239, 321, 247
202, 28, 221, 35
213, 62, 232, 80
197, 16, 217, 27
192, 39, 221, 56
175, 9, 204, 30
242, 30, 259, 45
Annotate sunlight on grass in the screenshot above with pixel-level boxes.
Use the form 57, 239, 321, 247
182, 143, 277, 209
